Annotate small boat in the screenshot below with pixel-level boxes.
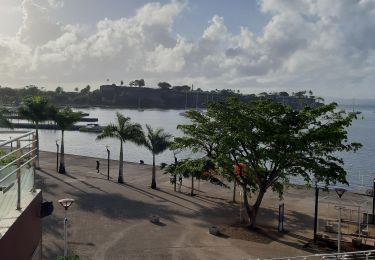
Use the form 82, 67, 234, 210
79, 123, 103, 133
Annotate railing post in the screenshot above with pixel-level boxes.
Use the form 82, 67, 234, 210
32, 133, 36, 192
16, 140, 21, 210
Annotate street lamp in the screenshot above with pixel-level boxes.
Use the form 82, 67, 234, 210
56, 139, 59, 172
106, 145, 110, 180
313, 178, 319, 242
58, 198, 75, 259
335, 188, 347, 253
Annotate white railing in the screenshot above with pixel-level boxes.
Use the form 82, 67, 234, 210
265, 249, 375, 259
0, 131, 37, 212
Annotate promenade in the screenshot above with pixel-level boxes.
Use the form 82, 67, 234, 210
36, 151, 373, 259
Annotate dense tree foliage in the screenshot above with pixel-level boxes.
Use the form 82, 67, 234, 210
158, 82, 172, 90
176, 98, 361, 228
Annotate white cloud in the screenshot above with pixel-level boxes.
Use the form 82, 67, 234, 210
48, 0, 64, 8
0, 0, 375, 97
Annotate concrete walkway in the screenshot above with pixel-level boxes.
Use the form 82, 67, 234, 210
37, 151, 372, 259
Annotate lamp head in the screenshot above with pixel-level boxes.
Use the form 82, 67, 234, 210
335, 188, 347, 198
58, 198, 75, 210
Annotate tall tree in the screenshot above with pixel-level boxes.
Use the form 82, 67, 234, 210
158, 82, 172, 90
97, 113, 144, 183
129, 79, 145, 87
80, 85, 91, 95
0, 108, 12, 128
53, 107, 83, 174
176, 98, 361, 228
143, 125, 171, 189
18, 96, 54, 168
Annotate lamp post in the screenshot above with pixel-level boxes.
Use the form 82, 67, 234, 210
313, 178, 319, 242
372, 178, 375, 224
335, 188, 346, 253
106, 145, 110, 180
56, 140, 59, 172
58, 198, 75, 259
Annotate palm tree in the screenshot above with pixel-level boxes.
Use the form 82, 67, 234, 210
0, 108, 12, 128
53, 107, 83, 174
97, 113, 144, 183
143, 125, 171, 189
18, 96, 53, 168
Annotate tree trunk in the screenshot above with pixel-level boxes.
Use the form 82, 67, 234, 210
233, 180, 236, 202
35, 123, 40, 169
242, 186, 266, 229
151, 153, 156, 189
173, 156, 177, 192
58, 130, 66, 174
191, 175, 194, 196
118, 141, 124, 183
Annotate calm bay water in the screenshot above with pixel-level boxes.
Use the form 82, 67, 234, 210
3, 105, 375, 191
38, 108, 194, 166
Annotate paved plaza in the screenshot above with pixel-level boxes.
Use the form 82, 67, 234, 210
37, 151, 373, 259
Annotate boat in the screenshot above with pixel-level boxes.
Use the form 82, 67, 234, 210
179, 111, 187, 117
79, 123, 103, 133
349, 99, 361, 116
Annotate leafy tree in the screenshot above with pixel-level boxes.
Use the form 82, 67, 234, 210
172, 158, 228, 196
55, 86, 64, 94
172, 85, 190, 92
0, 108, 12, 128
53, 107, 83, 174
279, 91, 289, 97
129, 79, 145, 87
80, 85, 91, 95
120, 80, 124, 86
142, 125, 171, 189
97, 113, 144, 183
160, 146, 181, 191
74, 87, 79, 92
176, 98, 361, 228
18, 96, 55, 168
158, 82, 172, 90
294, 90, 307, 98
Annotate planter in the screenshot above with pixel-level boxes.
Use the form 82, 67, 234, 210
325, 224, 334, 233
150, 215, 160, 224
352, 237, 362, 248
209, 226, 220, 236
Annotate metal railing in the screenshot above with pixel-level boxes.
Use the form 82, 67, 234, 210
0, 131, 37, 211
265, 249, 375, 259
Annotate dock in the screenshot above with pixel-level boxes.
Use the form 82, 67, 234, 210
11, 123, 82, 130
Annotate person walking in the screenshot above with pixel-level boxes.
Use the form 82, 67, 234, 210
96, 160, 100, 173
178, 176, 182, 192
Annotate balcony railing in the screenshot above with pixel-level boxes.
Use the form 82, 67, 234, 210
265, 249, 375, 260
0, 131, 37, 222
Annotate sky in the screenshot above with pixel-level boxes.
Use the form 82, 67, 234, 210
0, 0, 375, 98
